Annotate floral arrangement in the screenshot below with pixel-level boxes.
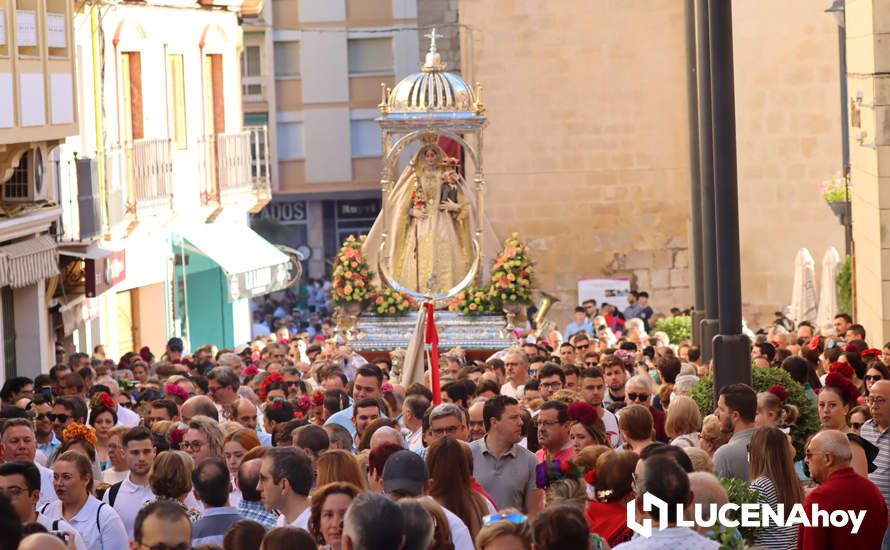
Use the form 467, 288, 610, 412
63, 423, 97, 445
448, 286, 496, 314
332, 235, 374, 307
368, 286, 414, 316
489, 233, 534, 305
821, 173, 851, 203
535, 458, 585, 489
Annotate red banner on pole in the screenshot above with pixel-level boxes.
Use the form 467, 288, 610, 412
424, 302, 441, 404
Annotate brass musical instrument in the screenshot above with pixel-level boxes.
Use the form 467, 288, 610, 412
534, 291, 560, 338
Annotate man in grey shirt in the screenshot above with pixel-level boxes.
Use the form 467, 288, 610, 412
469, 395, 543, 517
713, 383, 758, 481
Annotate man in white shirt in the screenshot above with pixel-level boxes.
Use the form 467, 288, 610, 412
102, 427, 156, 539
0, 461, 86, 550
382, 450, 474, 550
500, 351, 529, 399
402, 395, 429, 451
579, 367, 621, 447
257, 447, 312, 529
0, 418, 56, 507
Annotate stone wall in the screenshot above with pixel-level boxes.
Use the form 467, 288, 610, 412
458, 0, 844, 329
417, 0, 461, 72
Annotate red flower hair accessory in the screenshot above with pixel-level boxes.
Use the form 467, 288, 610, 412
269, 398, 285, 410
829, 361, 855, 379
169, 427, 185, 447
845, 343, 860, 354
382, 382, 394, 394
768, 385, 788, 404
863, 348, 882, 360
296, 396, 312, 413
259, 372, 284, 401
312, 390, 325, 406
825, 372, 860, 405
90, 391, 116, 410
808, 336, 821, 350
567, 402, 600, 426
243, 365, 259, 378
294, 411, 305, 419
164, 384, 190, 402
584, 468, 597, 485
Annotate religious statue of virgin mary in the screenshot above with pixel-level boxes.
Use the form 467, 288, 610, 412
363, 134, 498, 295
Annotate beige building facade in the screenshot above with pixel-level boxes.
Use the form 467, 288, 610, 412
456, 0, 846, 326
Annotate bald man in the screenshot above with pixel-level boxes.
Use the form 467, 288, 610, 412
180, 395, 218, 423
370, 426, 405, 450
800, 430, 887, 549
688, 472, 729, 538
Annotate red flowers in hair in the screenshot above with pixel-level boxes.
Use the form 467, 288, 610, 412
259, 373, 284, 402
312, 390, 325, 406
768, 385, 788, 404
584, 468, 597, 485
863, 348, 882, 360
825, 372, 860, 405
828, 362, 855, 379
567, 402, 600, 426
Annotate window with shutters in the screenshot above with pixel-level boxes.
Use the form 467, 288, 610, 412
242, 44, 263, 100
167, 54, 187, 149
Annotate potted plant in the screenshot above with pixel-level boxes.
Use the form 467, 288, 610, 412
822, 173, 851, 225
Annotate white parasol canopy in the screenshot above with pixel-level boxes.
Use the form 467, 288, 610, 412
816, 247, 841, 335
790, 248, 818, 326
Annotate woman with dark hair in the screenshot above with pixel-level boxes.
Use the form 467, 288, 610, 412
427, 437, 490, 538
43, 451, 128, 549
88, 393, 118, 471
863, 361, 890, 399
817, 372, 877, 476
781, 356, 818, 406
260, 526, 318, 550
748, 427, 804, 549
533, 504, 597, 550
307, 482, 360, 550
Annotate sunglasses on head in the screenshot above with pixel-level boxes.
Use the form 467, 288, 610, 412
627, 392, 649, 402
483, 512, 527, 526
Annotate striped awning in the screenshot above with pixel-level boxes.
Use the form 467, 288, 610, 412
0, 235, 60, 288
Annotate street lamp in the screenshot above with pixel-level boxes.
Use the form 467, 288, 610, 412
825, 0, 845, 27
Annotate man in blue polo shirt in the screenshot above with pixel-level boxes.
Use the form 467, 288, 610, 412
325, 364, 385, 438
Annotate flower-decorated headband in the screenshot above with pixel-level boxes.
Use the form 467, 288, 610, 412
535, 458, 585, 489
62, 423, 97, 446
259, 373, 284, 402
89, 391, 116, 411
824, 372, 860, 405
567, 402, 600, 426
829, 361, 855, 380
863, 348, 882, 360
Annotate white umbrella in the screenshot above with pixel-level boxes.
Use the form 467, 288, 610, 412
790, 248, 818, 326
817, 247, 841, 335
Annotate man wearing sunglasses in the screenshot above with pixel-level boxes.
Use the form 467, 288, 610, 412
32, 399, 60, 458
50, 397, 86, 442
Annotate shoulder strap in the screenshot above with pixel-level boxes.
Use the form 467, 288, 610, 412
108, 481, 123, 507
96, 501, 105, 535
40, 502, 50, 515
52, 519, 60, 531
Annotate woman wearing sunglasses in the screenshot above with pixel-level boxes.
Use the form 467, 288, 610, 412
863, 362, 890, 402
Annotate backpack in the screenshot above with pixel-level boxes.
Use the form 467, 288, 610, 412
43, 501, 106, 535
107, 481, 123, 507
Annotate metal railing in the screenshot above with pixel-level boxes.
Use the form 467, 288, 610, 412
217, 131, 252, 192
105, 138, 173, 221
198, 127, 270, 208
245, 124, 271, 200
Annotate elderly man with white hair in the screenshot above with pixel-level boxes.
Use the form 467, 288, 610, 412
622, 374, 667, 442
370, 426, 406, 450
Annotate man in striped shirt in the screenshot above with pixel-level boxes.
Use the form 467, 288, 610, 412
860, 380, 890, 549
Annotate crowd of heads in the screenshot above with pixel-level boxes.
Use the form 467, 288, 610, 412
1, 295, 890, 549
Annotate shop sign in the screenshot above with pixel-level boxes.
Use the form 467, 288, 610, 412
337, 198, 380, 220
227, 262, 290, 302
86, 249, 126, 297
263, 201, 307, 224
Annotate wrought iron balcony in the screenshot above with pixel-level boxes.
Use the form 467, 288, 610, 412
105, 138, 173, 224
199, 127, 270, 211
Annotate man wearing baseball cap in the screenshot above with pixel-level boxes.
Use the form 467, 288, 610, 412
382, 450, 473, 550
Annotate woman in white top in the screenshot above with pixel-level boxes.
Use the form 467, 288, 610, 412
42, 450, 128, 550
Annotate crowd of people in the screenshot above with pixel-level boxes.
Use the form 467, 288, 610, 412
1, 298, 890, 549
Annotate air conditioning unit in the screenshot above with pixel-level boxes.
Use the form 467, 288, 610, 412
3, 145, 48, 202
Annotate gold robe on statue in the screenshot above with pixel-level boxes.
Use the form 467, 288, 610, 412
363, 145, 500, 295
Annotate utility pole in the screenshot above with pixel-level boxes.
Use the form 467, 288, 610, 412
684, 0, 704, 348
709, 0, 751, 394
696, 0, 719, 363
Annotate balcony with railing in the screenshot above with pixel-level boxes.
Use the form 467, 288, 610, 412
105, 138, 174, 227
198, 126, 270, 212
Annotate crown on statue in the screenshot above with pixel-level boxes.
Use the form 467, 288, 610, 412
421, 132, 439, 146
